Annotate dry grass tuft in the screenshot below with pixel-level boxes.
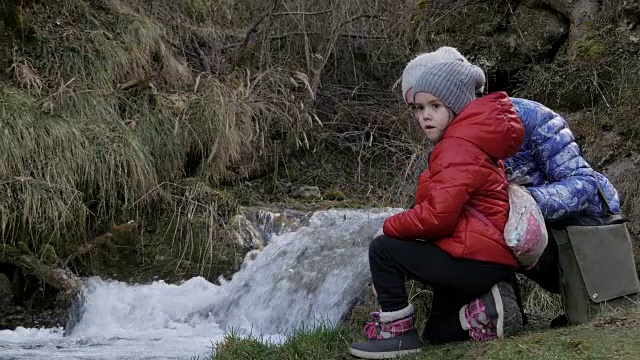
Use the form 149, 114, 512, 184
10, 58, 43, 95
518, 276, 563, 318
0, 89, 157, 244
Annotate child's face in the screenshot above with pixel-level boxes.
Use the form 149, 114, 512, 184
410, 91, 454, 143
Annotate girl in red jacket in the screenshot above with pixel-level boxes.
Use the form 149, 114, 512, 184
349, 60, 526, 359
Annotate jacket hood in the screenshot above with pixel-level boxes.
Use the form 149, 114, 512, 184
443, 92, 524, 160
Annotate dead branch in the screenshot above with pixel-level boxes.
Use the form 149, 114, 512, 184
117, 73, 157, 91
303, 12, 388, 96
596, 150, 615, 169
273, 10, 332, 16
267, 32, 387, 41
193, 41, 211, 73
336, 13, 388, 32
220, 41, 244, 50
231, 0, 279, 72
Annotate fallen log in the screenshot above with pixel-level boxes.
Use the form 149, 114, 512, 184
0, 243, 79, 302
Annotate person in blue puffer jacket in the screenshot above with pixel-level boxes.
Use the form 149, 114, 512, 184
400, 46, 621, 326
505, 98, 620, 221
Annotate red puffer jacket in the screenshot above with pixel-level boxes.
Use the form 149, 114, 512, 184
383, 92, 524, 268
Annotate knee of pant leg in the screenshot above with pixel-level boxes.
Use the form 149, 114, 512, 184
369, 234, 393, 255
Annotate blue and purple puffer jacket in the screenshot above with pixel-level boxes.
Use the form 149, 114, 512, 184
505, 98, 620, 222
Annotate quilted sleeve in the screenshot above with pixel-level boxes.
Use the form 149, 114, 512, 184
525, 105, 599, 221
383, 140, 487, 240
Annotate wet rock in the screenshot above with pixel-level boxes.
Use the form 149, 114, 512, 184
474, 4, 568, 75
229, 214, 265, 249
229, 207, 311, 248
240, 249, 262, 270
0, 304, 66, 330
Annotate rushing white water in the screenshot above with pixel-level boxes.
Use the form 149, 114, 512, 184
0, 277, 224, 360
0, 207, 402, 360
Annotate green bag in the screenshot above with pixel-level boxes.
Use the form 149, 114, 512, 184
552, 214, 640, 325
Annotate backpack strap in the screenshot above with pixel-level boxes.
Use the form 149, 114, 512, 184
463, 204, 500, 234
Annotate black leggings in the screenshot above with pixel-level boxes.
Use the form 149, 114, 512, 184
369, 235, 515, 344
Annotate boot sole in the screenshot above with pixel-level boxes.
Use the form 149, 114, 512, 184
349, 347, 422, 359
491, 284, 505, 338
493, 282, 523, 338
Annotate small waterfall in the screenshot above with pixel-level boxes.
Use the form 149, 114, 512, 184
0, 207, 402, 360
205, 208, 402, 336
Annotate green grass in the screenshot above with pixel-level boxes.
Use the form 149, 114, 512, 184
210, 309, 640, 360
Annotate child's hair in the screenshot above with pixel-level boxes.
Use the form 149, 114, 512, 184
411, 60, 486, 114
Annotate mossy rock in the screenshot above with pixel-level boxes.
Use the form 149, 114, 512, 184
573, 34, 609, 61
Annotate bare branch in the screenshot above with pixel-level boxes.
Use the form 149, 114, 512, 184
219, 41, 243, 50
272, 10, 332, 16
193, 40, 211, 73
231, 0, 279, 72
267, 32, 387, 41
336, 13, 388, 32
117, 73, 157, 91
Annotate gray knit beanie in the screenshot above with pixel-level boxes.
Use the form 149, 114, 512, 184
412, 60, 486, 114
401, 46, 485, 101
